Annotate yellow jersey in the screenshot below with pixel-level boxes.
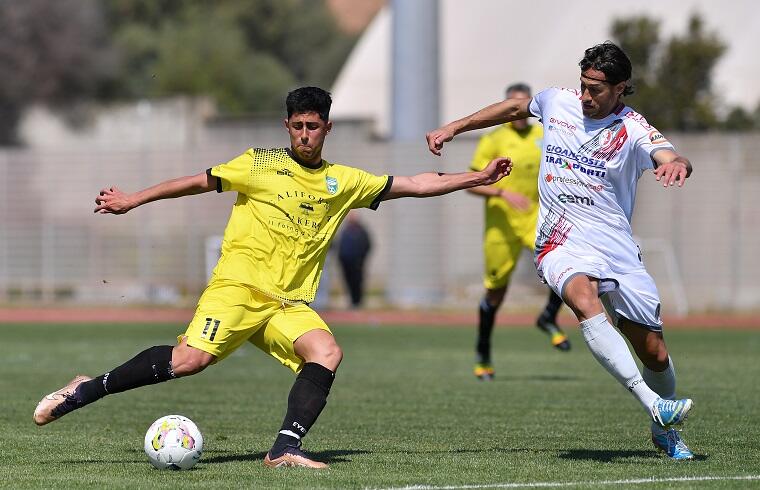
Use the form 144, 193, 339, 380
208, 148, 390, 303
470, 122, 543, 240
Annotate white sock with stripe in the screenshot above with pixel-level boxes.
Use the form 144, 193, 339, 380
580, 312, 659, 413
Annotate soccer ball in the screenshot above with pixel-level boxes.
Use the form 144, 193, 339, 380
143, 415, 203, 470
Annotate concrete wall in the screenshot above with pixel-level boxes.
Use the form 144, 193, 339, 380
1, 101, 757, 313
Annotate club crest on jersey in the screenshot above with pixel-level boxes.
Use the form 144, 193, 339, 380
579, 118, 628, 160
326, 176, 338, 195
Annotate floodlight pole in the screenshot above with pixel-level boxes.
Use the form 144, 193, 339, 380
388, 0, 443, 307
391, 0, 440, 142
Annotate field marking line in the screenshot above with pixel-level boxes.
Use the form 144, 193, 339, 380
372, 474, 760, 490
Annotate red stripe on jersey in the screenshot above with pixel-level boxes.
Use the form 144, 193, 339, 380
536, 216, 572, 265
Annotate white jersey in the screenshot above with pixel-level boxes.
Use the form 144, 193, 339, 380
528, 87, 675, 271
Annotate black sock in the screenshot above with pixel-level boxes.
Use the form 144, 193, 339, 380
538, 289, 563, 324
270, 362, 335, 456
476, 298, 497, 364
76, 345, 176, 406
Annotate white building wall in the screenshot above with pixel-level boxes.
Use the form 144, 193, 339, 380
331, 1, 760, 137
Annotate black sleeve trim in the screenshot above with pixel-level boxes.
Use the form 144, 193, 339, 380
369, 175, 393, 210
206, 168, 222, 193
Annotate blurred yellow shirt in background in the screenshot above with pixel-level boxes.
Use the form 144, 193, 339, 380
470, 123, 543, 243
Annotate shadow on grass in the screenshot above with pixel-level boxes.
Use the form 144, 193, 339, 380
558, 449, 708, 462
61, 448, 369, 467
376, 447, 555, 455
61, 447, 708, 466
495, 374, 582, 382
59, 460, 146, 465
203, 449, 370, 465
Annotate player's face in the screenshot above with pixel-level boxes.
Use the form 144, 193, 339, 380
580, 68, 626, 119
506, 89, 530, 130
285, 111, 332, 164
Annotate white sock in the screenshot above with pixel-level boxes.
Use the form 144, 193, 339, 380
643, 357, 676, 433
580, 313, 659, 413
642, 356, 676, 399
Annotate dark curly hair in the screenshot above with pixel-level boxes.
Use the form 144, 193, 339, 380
286, 86, 332, 121
505, 82, 531, 97
579, 42, 634, 96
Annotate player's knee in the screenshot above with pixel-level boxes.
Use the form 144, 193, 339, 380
566, 294, 600, 320
322, 342, 343, 369
645, 344, 669, 371
307, 341, 343, 371
486, 287, 507, 307
632, 335, 668, 370
294, 329, 343, 370
563, 276, 604, 320
172, 345, 214, 377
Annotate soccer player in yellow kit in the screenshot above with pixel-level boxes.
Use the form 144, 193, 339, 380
469, 84, 569, 381
33, 87, 512, 468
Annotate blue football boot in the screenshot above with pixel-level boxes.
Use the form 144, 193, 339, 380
652, 424, 694, 460
652, 397, 692, 428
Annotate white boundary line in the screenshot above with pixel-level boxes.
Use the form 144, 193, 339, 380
371, 474, 760, 490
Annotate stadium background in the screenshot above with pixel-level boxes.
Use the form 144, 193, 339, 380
3, 2, 760, 488
0, 0, 758, 317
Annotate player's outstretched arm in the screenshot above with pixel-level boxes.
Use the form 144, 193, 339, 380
94, 171, 216, 214
382, 157, 512, 201
426, 98, 532, 156
467, 186, 533, 211
652, 149, 692, 188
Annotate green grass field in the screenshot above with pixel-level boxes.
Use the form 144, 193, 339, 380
3, 322, 760, 489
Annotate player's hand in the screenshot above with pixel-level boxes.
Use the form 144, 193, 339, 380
94, 186, 133, 214
499, 189, 531, 211
480, 157, 512, 185
426, 125, 456, 156
654, 159, 690, 188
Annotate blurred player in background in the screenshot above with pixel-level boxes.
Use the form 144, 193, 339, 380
33, 86, 512, 469
337, 211, 372, 308
427, 42, 695, 460
468, 82, 569, 382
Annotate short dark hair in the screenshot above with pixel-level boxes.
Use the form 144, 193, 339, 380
286, 86, 332, 121
505, 82, 531, 97
579, 42, 634, 96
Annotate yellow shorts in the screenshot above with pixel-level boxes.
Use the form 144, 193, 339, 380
180, 280, 331, 373
483, 224, 536, 290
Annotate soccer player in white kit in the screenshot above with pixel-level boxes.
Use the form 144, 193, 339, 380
426, 42, 695, 460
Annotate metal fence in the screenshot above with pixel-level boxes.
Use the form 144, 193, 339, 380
1, 106, 758, 313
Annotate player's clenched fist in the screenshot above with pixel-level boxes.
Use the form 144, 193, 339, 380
480, 157, 512, 185
94, 186, 133, 214
425, 125, 456, 156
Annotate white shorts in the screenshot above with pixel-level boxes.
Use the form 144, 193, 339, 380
537, 248, 663, 331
